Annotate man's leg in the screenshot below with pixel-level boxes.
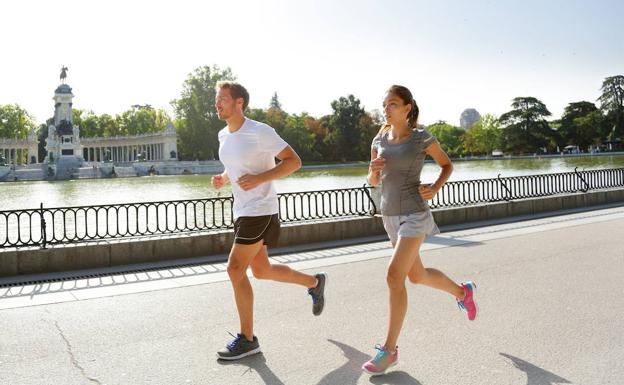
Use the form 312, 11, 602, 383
249, 246, 316, 288
227, 240, 265, 341
249, 245, 327, 316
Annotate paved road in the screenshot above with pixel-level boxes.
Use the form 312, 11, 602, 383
1, 205, 623, 385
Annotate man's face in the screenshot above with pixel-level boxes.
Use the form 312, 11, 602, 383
215, 87, 242, 120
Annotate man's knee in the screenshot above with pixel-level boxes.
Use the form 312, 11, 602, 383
251, 264, 270, 280
227, 258, 248, 281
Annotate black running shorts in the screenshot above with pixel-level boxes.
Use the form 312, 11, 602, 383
233, 214, 280, 247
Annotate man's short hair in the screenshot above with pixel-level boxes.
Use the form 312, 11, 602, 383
216, 81, 249, 110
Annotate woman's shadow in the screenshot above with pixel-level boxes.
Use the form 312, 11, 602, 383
317, 339, 422, 385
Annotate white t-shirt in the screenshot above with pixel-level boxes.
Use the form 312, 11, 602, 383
218, 118, 288, 219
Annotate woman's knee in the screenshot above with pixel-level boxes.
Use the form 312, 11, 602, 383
386, 267, 406, 290
408, 268, 426, 284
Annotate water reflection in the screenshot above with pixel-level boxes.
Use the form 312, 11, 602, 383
1, 155, 623, 210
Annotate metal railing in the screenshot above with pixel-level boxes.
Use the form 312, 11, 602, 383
0, 186, 375, 249
429, 167, 624, 208
1, 168, 623, 249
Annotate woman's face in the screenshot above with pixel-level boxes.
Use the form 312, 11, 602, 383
382, 92, 411, 126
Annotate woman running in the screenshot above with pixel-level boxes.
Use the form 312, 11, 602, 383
362, 85, 477, 375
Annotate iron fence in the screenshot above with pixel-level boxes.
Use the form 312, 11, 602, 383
1, 168, 623, 249
0, 186, 375, 249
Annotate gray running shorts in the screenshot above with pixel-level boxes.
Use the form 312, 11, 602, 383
382, 210, 440, 245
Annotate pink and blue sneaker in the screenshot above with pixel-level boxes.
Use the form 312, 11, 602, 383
362, 344, 398, 375
457, 281, 478, 321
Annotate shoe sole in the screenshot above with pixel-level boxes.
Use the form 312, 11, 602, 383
362, 360, 398, 376
216, 346, 262, 361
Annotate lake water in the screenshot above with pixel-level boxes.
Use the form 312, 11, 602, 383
1, 155, 623, 211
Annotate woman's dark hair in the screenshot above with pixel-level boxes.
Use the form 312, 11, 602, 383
379, 85, 420, 134
388, 84, 419, 127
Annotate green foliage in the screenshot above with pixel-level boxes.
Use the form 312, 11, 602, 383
462, 114, 502, 155
558, 102, 603, 150
71, 107, 170, 138
0, 104, 37, 139
116, 106, 170, 136
598, 75, 624, 140
325, 95, 366, 161
282, 113, 318, 160
427, 121, 465, 157
499, 97, 556, 154
171, 65, 235, 160
269, 92, 282, 110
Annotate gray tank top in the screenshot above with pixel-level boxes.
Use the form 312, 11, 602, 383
371, 128, 437, 216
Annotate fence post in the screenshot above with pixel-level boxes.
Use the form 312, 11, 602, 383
39, 202, 47, 249
363, 184, 379, 215
574, 167, 590, 193
498, 174, 513, 201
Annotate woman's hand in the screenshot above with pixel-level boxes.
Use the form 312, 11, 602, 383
369, 156, 386, 175
418, 184, 438, 200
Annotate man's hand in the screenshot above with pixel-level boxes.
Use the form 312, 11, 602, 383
236, 174, 264, 191
418, 184, 438, 200
211, 174, 226, 189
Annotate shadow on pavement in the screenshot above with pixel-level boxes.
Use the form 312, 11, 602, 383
425, 235, 483, 248
369, 371, 423, 385
316, 339, 422, 385
500, 353, 571, 385
217, 353, 285, 385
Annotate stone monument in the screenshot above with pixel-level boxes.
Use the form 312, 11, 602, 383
44, 66, 84, 179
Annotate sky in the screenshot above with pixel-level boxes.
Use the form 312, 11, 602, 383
1, 0, 623, 127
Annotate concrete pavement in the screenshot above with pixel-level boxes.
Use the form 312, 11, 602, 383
1, 205, 623, 385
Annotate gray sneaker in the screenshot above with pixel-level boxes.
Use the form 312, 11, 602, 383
217, 333, 261, 360
308, 273, 327, 316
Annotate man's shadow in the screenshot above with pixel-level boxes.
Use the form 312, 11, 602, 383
317, 339, 422, 385
217, 353, 285, 385
500, 353, 571, 385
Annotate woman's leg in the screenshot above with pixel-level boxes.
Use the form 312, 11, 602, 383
407, 252, 465, 299
383, 235, 425, 350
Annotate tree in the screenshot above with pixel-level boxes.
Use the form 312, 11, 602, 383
358, 110, 383, 160
462, 114, 502, 155
597, 75, 624, 140
269, 92, 282, 110
246, 108, 267, 123
116, 106, 170, 136
0, 104, 37, 139
171, 65, 235, 160
265, 105, 288, 136
282, 113, 318, 161
499, 97, 555, 154
427, 121, 465, 157
573, 111, 604, 150
558, 101, 603, 151
325, 95, 366, 161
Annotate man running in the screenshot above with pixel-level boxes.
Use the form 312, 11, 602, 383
212, 81, 327, 360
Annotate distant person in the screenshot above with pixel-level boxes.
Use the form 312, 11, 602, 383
362, 85, 478, 375
211, 81, 327, 361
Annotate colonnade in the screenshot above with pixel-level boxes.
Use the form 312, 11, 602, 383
82, 143, 167, 162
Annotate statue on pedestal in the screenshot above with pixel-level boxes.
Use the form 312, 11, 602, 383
60, 66, 68, 83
